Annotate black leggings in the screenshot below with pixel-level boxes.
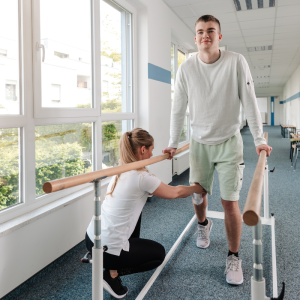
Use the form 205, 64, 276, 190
85, 214, 165, 276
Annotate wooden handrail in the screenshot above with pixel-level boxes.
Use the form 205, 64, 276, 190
43, 143, 190, 194
242, 132, 268, 226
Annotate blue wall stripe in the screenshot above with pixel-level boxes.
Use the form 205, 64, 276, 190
148, 63, 171, 84
280, 92, 300, 104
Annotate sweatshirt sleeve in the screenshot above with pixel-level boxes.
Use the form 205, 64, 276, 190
238, 54, 266, 147
168, 64, 188, 148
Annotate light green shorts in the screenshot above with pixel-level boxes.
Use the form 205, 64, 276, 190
189, 132, 245, 201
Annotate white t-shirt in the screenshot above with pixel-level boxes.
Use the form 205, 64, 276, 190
168, 50, 266, 148
87, 170, 161, 256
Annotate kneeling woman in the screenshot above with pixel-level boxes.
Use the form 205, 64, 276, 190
85, 128, 204, 299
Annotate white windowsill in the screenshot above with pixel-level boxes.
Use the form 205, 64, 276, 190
0, 177, 111, 238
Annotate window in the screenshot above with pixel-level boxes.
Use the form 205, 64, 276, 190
100, 0, 132, 114
178, 116, 189, 144
0, 0, 136, 221
51, 84, 61, 102
0, 49, 7, 56
171, 43, 175, 103
171, 41, 189, 145
54, 51, 69, 59
102, 120, 133, 168
35, 123, 93, 197
177, 50, 186, 69
34, 0, 94, 113
0, 127, 20, 211
0, 0, 20, 115
102, 80, 109, 94
6, 83, 17, 101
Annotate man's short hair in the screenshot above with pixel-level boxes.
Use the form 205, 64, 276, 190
195, 15, 221, 33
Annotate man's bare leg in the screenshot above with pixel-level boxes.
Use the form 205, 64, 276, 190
193, 193, 207, 223
221, 198, 242, 253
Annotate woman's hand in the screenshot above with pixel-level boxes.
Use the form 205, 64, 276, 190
192, 183, 206, 195
152, 182, 206, 199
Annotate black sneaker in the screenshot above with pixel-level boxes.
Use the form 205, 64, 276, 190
103, 269, 128, 299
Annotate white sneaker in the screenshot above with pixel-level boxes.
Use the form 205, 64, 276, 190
225, 255, 243, 285
196, 219, 213, 248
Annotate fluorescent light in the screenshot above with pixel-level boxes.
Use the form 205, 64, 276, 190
248, 45, 272, 52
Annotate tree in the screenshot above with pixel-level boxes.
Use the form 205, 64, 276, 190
103, 124, 118, 141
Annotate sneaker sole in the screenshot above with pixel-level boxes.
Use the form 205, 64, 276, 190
226, 278, 244, 285
103, 280, 129, 299
196, 221, 213, 249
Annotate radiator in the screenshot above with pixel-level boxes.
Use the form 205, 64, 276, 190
172, 149, 189, 176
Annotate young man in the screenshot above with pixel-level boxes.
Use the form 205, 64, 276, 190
162, 15, 272, 285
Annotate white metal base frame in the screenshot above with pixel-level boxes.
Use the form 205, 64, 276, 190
91, 165, 280, 300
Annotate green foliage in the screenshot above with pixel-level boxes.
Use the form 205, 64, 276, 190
101, 50, 121, 63
103, 124, 118, 141
76, 103, 91, 108
101, 99, 121, 113
102, 123, 121, 167
0, 125, 92, 211
35, 142, 85, 196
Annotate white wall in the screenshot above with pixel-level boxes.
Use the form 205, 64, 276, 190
257, 97, 267, 112
134, 0, 195, 183
282, 64, 300, 129
0, 0, 196, 297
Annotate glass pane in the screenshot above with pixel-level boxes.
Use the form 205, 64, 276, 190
0, 0, 20, 114
40, 0, 92, 108
101, 1, 132, 113
179, 116, 188, 144
102, 120, 133, 168
0, 128, 20, 211
178, 50, 186, 69
171, 44, 174, 103
35, 123, 93, 197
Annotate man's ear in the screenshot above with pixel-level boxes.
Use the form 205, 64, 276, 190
219, 33, 223, 42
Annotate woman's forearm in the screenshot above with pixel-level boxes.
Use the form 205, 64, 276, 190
176, 185, 205, 198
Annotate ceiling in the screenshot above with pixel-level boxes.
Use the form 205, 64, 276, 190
163, 0, 300, 96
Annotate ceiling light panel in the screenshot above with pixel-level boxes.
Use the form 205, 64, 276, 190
233, 0, 242, 11
253, 65, 271, 69
247, 45, 272, 51
234, 0, 276, 11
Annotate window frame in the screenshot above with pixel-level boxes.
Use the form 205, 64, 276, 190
32, 0, 101, 118
171, 39, 189, 147
0, 0, 138, 223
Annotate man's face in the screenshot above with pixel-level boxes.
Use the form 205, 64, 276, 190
195, 21, 222, 52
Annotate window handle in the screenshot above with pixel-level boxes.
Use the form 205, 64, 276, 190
36, 42, 45, 62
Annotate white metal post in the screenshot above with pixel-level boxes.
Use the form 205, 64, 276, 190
271, 214, 278, 298
251, 218, 268, 300
92, 179, 103, 300
264, 162, 269, 220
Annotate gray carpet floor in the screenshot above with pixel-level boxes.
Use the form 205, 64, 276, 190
3, 126, 299, 300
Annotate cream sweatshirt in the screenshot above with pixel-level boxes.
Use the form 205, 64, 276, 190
168, 50, 266, 148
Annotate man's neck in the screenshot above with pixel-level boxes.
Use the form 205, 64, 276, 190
198, 49, 220, 64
